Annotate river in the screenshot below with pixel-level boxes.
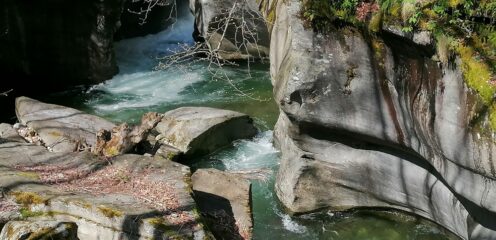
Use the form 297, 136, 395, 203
42, 13, 457, 240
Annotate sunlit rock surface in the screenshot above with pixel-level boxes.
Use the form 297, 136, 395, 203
15, 97, 115, 153
262, 0, 496, 239
155, 107, 258, 159
0, 139, 207, 239
0, 221, 79, 240
192, 168, 253, 240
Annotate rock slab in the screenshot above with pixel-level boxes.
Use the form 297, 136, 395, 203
0, 140, 207, 239
15, 96, 115, 152
155, 107, 258, 159
192, 168, 252, 240
0, 221, 79, 240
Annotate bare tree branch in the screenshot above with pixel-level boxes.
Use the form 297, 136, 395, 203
0, 89, 13, 97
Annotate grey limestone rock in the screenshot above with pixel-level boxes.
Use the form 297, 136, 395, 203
0, 221, 79, 240
192, 168, 252, 240
0, 140, 208, 239
263, 0, 496, 239
15, 97, 115, 153
155, 107, 258, 159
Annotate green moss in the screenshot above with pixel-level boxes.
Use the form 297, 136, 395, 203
300, 0, 496, 130
97, 205, 123, 218
16, 172, 40, 180
12, 191, 45, 206
455, 43, 495, 104
166, 152, 177, 161
6, 224, 15, 238
147, 218, 188, 240
368, 11, 383, 32
104, 146, 120, 157
19, 208, 44, 218
489, 104, 496, 131
25, 227, 55, 240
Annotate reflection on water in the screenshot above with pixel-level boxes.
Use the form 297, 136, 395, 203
45, 13, 458, 240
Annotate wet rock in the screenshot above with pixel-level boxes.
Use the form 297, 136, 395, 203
0, 140, 208, 239
93, 112, 162, 157
0, 221, 79, 240
192, 168, 252, 240
155, 107, 258, 159
263, 0, 496, 239
190, 0, 270, 60
15, 97, 115, 153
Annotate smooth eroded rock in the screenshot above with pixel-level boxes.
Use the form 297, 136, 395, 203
263, 0, 496, 239
192, 168, 252, 240
155, 107, 258, 159
0, 221, 78, 240
15, 97, 115, 152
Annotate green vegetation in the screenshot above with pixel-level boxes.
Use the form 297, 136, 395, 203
12, 191, 46, 206
147, 218, 189, 240
19, 208, 44, 218
97, 205, 123, 218
301, 0, 496, 131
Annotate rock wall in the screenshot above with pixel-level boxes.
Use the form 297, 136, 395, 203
190, 0, 270, 60
115, 0, 190, 40
263, 0, 496, 239
0, 0, 125, 88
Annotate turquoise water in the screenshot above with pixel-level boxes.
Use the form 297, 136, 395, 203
46, 14, 458, 240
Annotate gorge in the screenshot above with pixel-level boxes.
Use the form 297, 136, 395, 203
1, 0, 495, 239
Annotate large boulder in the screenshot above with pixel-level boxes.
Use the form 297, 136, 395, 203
263, 0, 496, 239
189, 0, 270, 60
154, 107, 258, 159
0, 141, 208, 239
192, 168, 252, 240
0, 0, 125, 89
15, 97, 115, 152
0, 221, 79, 240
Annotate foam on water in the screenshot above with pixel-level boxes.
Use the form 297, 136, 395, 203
86, 15, 206, 113
280, 214, 308, 234
214, 131, 279, 170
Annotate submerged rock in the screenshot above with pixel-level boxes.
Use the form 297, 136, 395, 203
15, 97, 115, 153
192, 168, 253, 240
262, 0, 496, 239
190, 0, 270, 60
154, 107, 258, 159
0, 140, 207, 239
0, 221, 79, 240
